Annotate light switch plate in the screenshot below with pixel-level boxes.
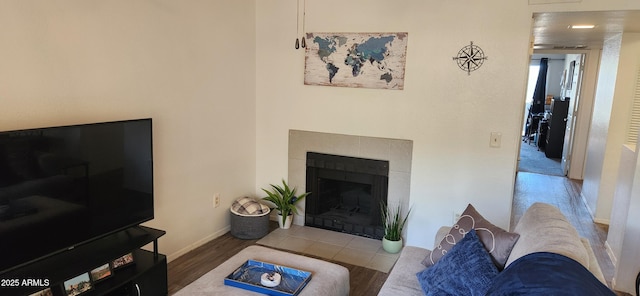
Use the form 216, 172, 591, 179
490, 132, 502, 148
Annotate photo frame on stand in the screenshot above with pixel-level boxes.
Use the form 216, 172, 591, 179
90, 263, 113, 283
63, 273, 92, 296
112, 252, 135, 270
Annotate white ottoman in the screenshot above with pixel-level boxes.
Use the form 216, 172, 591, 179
174, 245, 349, 296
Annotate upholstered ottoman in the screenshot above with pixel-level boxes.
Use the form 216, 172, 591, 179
174, 245, 349, 296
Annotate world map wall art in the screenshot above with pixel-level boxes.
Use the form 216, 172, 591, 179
304, 32, 408, 90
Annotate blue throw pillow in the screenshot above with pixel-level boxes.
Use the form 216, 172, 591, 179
416, 229, 499, 296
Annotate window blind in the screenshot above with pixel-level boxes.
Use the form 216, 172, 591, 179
626, 67, 640, 145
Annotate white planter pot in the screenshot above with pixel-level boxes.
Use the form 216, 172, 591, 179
382, 237, 403, 254
277, 214, 293, 229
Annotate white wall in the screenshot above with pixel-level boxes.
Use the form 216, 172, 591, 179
257, 0, 530, 248
609, 142, 640, 293
256, 0, 640, 250
608, 144, 634, 270
547, 58, 566, 98
0, 0, 257, 261
604, 33, 640, 294
568, 49, 601, 180
582, 34, 621, 222
583, 33, 640, 225
614, 144, 640, 293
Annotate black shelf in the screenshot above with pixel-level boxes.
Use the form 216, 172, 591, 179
545, 98, 570, 159
1, 226, 166, 296
537, 120, 548, 150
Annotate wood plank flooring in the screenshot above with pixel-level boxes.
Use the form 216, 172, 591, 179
512, 173, 614, 284
513, 172, 631, 296
168, 172, 627, 295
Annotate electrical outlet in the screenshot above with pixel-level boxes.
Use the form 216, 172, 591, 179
214, 193, 220, 208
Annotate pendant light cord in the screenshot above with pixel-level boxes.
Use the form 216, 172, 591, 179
301, 0, 306, 48
295, 0, 300, 49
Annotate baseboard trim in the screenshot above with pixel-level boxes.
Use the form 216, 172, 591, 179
580, 192, 594, 215
578, 192, 611, 225
605, 241, 617, 268
593, 218, 610, 225
611, 276, 617, 289
166, 226, 231, 263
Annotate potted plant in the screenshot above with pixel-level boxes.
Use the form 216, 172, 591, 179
380, 202, 411, 253
262, 179, 310, 229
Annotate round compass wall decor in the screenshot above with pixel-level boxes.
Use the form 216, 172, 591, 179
453, 41, 488, 75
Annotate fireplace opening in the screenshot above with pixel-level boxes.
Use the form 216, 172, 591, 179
305, 152, 388, 239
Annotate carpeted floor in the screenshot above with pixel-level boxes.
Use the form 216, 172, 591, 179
518, 140, 564, 176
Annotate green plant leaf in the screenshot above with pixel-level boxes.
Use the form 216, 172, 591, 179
380, 201, 411, 241
261, 179, 311, 227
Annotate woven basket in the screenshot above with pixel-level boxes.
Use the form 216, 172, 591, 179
230, 205, 271, 239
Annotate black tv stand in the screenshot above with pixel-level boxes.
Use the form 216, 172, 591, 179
1, 226, 167, 296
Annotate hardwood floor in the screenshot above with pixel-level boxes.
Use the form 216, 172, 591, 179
513, 172, 630, 296
167, 229, 264, 294
168, 172, 627, 295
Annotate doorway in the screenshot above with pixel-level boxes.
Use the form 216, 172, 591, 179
518, 52, 588, 178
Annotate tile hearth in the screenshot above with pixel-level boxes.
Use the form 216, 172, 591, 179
256, 225, 400, 273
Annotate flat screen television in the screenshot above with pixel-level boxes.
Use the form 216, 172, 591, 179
0, 118, 154, 274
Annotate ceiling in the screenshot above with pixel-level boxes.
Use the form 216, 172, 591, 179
533, 10, 640, 50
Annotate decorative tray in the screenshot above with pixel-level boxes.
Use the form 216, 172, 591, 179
224, 259, 312, 296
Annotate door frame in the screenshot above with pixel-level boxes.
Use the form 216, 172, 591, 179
522, 48, 600, 180
561, 53, 585, 176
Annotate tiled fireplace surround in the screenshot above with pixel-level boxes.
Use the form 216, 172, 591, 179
287, 130, 413, 228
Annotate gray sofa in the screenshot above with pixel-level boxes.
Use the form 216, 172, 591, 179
378, 202, 606, 295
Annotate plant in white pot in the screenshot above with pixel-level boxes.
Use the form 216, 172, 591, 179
262, 180, 310, 229
380, 202, 411, 254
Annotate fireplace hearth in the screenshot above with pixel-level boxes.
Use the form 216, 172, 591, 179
305, 152, 388, 239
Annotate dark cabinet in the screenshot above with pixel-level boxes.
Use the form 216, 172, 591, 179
1, 226, 167, 296
106, 249, 168, 296
545, 98, 570, 158
126, 250, 168, 296
537, 120, 548, 149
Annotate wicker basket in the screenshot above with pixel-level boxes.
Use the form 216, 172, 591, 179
230, 205, 271, 239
